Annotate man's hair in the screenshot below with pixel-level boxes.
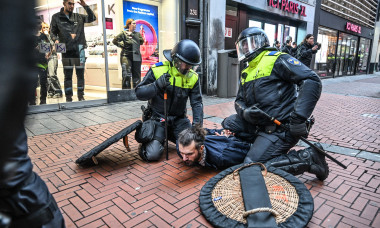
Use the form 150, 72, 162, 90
178, 124, 206, 150
124, 18, 134, 29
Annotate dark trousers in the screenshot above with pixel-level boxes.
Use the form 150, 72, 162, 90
120, 55, 141, 89
62, 54, 85, 97
224, 114, 299, 163
36, 67, 48, 102
140, 116, 191, 161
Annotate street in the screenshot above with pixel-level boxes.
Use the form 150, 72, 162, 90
25, 73, 380, 227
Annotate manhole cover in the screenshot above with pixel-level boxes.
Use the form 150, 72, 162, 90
361, 114, 380, 119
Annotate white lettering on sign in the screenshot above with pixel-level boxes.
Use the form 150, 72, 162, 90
55, 43, 66, 53
225, 27, 232, 38
268, 0, 307, 17
190, 9, 198, 16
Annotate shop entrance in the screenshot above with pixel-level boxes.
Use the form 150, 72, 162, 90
335, 32, 358, 76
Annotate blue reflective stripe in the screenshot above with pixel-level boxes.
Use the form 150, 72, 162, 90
154, 62, 163, 67
267, 51, 278, 56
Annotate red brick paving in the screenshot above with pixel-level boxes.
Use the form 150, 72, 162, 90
27, 93, 380, 227
203, 93, 380, 153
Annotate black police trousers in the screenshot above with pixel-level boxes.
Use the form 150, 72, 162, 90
139, 115, 191, 161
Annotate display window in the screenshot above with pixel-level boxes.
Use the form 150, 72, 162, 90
34, 0, 108, 105
314, 27, 338, 77
33, 0, 179, 107
248, 19, 298, 49
109, 0, 179, 91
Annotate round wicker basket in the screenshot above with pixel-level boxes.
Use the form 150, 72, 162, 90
199, 163, 314, 228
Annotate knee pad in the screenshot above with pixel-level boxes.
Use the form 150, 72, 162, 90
139, 140, 164, 161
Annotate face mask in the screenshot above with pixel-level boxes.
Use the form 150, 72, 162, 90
44, 30, 49, 35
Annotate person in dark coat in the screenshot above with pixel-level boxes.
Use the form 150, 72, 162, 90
50, 0, 96, 102
281, 36, 293, 56
297, 34, 320, 67
113, 19, 144, 89
0, 1, 65, 227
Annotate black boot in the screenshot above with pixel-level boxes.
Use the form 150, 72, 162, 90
66, 96, 72, 102
265, 143, 329, 181
308, 143, 329, 181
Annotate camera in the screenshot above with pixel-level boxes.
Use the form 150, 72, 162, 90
316, 42, 321, 50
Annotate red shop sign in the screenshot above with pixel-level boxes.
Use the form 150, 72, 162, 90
268, 0, 307, 17
346, 22, 361, 34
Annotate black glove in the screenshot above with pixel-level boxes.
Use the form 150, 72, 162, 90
243, 106, 267, 125
289, 114, 309, 138
155, 73, 171, 90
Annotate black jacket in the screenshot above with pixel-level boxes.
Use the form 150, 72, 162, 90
235, 48, 322, 125
281, 45, 293, 56
112, 31, 144, 61
135, 62, 203, 125
297, 42, 318, 67
50, 6, 96, 53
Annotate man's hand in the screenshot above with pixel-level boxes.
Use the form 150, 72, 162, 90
289, 115, 309, 138
243, 106, 267, 125
215, 129, 234, 137
78, 0, 87, 7
55, 40, 59, 44
155, 73, 171, 90
70, 34, 77, 39
312, 45, 318, 51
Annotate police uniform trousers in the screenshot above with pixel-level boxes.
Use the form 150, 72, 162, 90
140, 115, 191, 161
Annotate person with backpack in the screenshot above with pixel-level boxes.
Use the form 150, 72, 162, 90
296, 34, 321, 67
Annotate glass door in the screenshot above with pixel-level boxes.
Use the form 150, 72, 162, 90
335, 32, 358, 76
314, 27, 337, 77
356, 38, 371, 74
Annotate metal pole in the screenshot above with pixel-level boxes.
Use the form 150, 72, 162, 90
101, 0, 110, 92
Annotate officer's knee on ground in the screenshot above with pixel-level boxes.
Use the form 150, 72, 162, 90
139, 140, 164, 161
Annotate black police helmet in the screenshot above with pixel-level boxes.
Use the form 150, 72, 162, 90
163, 39, 202, 65
235, 27, 270, 62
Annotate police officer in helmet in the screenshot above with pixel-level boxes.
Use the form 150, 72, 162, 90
231, 27, 329, 180
135, 39, 203, 161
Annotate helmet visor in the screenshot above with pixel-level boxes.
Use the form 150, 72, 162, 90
174, 58, 199, 78
236, 34, 268, 61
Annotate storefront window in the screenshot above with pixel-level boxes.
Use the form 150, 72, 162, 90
34, 0, 108, 105
314, 27, 337, 77
336, 32, 358, 76
110, 0, 179, 91
264, 23, 276, 48
249, 20, 262, 28
356, 38, 371, 74
33, 0, 179, 106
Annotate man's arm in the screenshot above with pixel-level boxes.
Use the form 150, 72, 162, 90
78, 0, 96, 23
49, 15, 59, 42
138, 32, 144, 45
189, 79, 203, 126
135, 69, 160, 101
276, 54, 322, 120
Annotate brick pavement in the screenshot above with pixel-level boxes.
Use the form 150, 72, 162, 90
25, 74, 380, 227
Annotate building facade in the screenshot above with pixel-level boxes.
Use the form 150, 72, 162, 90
313, 0, 378, 78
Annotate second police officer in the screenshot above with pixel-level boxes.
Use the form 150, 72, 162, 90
232, 27, 329, 180
135, 39, 203, 161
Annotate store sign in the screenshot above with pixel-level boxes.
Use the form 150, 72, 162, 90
225, 27, 232, 38
267, 0, 307, 17
346, 22, 361, 34
188, 0, 199, 19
